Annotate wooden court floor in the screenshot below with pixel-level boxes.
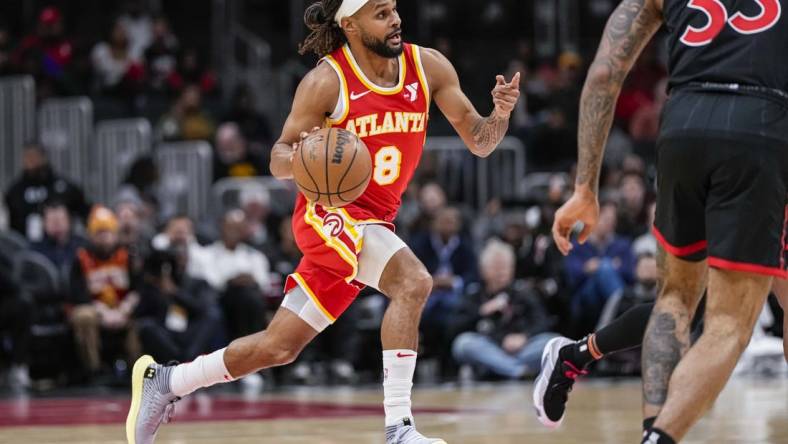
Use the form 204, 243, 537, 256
1, 378, 785, 443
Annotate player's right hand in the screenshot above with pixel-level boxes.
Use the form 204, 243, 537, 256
552, 188, 599, 256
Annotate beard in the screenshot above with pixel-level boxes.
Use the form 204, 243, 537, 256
361, 30, 403, 58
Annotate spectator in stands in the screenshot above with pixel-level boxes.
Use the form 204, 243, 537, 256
13, 7, 74, 77
240, 186, 279, 253
0, 20, 13, 75
498, 212, 562, 292
157, 84, 216, 141
201, 210, 270, 341
407, 181, 448, 237
152, 214, 210, 279
134, 242, 221, 363
69, 206, 140, 375
621, 253, 659, 305
616, 172, 649, 238
633, 201, 657, 257
167, 47, 217, 95
267, 216, 302, 281
525, 104, 576, 171
0, 266, 33, 390
115, 199, 153, 276
117, 0, 154, 60
451, 240, 557, 379
91, 19, 145, 97
411, 206, 478, 374
630, 78, 668, 161
115, 155, 160, 221
144, 16, 178, 94
565, 201, 636, 333
32, 199, 85, 272
4, 142, 90, 241
223, 83, 274, 154
213, 122, 267, 181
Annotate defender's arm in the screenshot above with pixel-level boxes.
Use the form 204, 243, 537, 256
575, 0, 663, 196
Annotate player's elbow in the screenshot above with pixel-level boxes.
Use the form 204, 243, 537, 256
586, 60, 621, 87
468, 143, 493, 158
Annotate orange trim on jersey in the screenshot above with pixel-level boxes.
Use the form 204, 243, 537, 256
323, 55, 350, 125
304, 202, 359, 282
411, 45, 431, 109
342, 44, 406, 95
291, 272, 337, 322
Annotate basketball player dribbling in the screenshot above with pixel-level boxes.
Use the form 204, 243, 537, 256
125, 1, 520, 443
540, 0, 788, 442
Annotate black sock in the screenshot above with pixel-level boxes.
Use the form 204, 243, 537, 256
559, 335, 597, 369
595, 302, 655, 355
641, 428, 676, 444
642, 417, 656, 431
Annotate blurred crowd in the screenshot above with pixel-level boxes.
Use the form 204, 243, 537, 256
1, 2, 783, 394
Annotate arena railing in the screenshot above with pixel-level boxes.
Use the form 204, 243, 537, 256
423, 136, 526, 208
92, 118, 153, 205
213, 0, 275, 120
211, 177, 297, 219
156, 141, 214, 222
38, 97, 93, 189
0, 76, 36, 190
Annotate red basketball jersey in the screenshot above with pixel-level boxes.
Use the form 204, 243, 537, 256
294, 43, 430, 224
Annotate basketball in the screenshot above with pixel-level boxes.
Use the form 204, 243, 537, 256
292, 127, 372, 208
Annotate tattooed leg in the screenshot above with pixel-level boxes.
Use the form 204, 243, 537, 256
642, 247, 707, 420
652, 268, 771, 440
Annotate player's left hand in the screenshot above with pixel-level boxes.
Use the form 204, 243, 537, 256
491, 72, 521, 118
293, 126, 322, 152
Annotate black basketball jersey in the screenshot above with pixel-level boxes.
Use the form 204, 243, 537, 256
664, 0, 788, 92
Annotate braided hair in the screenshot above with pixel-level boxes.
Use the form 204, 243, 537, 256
298, 0, 347, 57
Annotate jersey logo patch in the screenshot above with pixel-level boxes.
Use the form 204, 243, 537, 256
350, 90, 372, 101
322, 213, 345, 238
404, 82, 419, 102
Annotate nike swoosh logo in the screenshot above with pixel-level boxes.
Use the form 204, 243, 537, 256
396, 352, 415, 358
350, 90, 372, 100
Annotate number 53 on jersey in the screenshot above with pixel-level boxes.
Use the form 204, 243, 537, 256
681, 0, 782, 46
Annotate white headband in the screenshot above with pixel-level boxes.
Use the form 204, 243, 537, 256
334, 0, 370, 25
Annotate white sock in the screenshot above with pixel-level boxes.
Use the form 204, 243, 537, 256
382, 349, 417, 427
170, 348, 235, 397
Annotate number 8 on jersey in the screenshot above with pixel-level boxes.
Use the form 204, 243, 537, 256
374, 147, 403, 186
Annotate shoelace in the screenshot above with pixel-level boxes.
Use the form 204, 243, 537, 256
161, 397, 181, 424
562, 361, 587, 381
549, 361, 588, 402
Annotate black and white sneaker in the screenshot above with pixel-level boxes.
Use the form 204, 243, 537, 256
533, 337, 587, 429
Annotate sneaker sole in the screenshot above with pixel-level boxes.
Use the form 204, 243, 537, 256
532, 337, 575, 429
126, 355, 155, 444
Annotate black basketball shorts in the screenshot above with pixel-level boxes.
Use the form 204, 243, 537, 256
654, 133, 788, 278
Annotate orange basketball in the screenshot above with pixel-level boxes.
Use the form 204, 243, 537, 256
292, 128, 372, 208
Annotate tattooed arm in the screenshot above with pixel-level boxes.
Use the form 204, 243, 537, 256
421, 47, 521, 157
552, 0, 663, 255
576, 0, 663, 193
